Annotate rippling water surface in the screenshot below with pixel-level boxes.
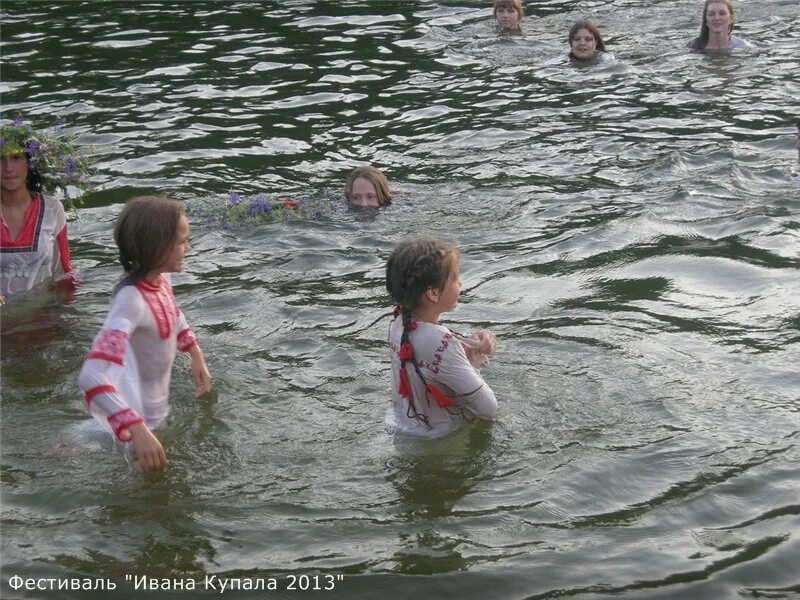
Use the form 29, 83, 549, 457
2, 1, 799, 598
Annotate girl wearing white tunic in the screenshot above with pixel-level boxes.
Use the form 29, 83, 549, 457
78, 196, 212, 472
1, 147, 74, 300
385, 239, 498, 437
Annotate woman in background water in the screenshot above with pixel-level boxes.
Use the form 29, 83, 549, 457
568, 21, 615, 65
0, 124, 76, 302
494, 0, 523, 33
688, 0, 751, 51
345, 166, 393, 208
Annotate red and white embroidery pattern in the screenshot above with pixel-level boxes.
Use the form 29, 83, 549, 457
177, 328, 197, 352
107, 407, 144, 440
136, 276, 178, 339
87, 329, 129, 365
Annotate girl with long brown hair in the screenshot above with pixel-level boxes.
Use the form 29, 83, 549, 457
78, 196, 212, 472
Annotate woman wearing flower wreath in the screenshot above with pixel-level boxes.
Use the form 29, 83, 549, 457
0, 121, 85, 301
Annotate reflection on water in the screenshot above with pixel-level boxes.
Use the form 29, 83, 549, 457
388, 424, 494, 519
387, 425, 494, 574
2, 1, 799, 598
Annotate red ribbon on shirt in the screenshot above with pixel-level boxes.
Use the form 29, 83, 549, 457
398, 368, 411, 398
426, 383, 454, 408
398, 342, 413, 362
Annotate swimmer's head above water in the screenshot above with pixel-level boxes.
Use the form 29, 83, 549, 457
568, 20, 607, 62
689, 0, 736, 50
345, 166, 392, 208
494, 0, 523, 32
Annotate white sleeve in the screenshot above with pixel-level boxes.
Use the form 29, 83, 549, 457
77, 286, 146, 439
432, 334, 498, 419
50, 198, 68, 276
176, 309, 197, 352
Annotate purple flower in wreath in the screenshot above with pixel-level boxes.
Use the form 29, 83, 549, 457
66, 157, 77, 174
249, 193, 272, 216
25, 139, 41, 156
228, 191, 241, 206
12, 118, 24, 126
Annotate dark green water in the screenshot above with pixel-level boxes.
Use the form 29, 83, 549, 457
1, 1, 799, 599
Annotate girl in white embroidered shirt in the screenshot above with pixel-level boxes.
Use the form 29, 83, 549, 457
385, 238, 498, 437
78, 196, 212, 471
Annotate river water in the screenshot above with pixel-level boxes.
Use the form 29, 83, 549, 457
1, 1, 798, 599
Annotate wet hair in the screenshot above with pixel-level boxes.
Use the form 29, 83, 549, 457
494, 0, 524, 22
345, 166, 392, 206
386, 238, 459, 427
568, 20, 607, 58
113, 196, 184, 288
689, 0, 735, 50
25, 154, 44, 194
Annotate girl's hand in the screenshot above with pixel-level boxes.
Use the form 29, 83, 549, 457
125, 423, 167, 472
189, 345, 213, 396
473, 330, 497, 356
460, 330, 496, 369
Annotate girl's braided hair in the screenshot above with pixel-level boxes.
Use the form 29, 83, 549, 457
385, 239, 459, 427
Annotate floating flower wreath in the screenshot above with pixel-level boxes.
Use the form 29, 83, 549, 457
0, 119, 93, 209
198, 189, 341, 227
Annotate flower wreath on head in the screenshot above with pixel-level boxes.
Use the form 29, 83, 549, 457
0, 119, 93, 210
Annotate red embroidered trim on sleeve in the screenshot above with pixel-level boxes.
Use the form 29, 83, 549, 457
107, 407, 144, 441
83, 384, 117, 409
55, 224, 73, 274
87, 329, 129, 365
177, 328, 197, 352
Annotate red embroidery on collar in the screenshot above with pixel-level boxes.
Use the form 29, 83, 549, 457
135, 275, 178, 339
0, 193, 43, 249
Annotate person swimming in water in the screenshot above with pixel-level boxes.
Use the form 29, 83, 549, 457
687, 0, 751, 51
345, 166, 393, 208
494, 0, 523, 33
568, 21, 615, 65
